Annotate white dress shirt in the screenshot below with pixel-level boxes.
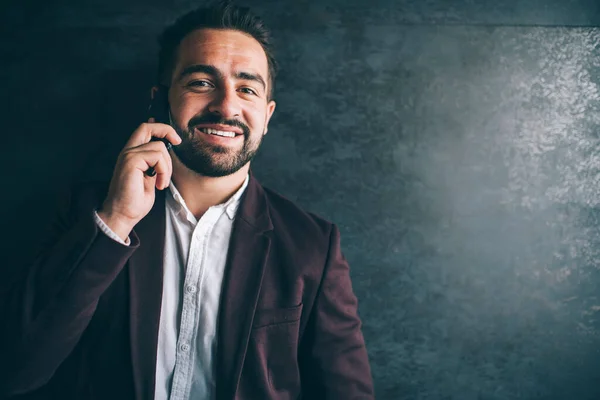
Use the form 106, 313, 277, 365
94, 173, 249, 400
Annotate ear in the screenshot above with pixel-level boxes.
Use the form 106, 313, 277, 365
263, 100, 277, 135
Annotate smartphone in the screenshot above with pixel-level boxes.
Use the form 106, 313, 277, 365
148, 84, 170, 124
146, 85, 172, 176
148, 85, 173, 149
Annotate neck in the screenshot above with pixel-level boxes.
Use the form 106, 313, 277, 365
170, 155, 249, 220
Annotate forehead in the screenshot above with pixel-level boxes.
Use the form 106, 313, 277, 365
173, 28, 269, 80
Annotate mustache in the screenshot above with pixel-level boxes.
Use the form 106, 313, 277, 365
187, 114, 250, 137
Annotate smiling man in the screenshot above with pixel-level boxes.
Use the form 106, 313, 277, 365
1, 2, 374, 400
168, 28, 274, 181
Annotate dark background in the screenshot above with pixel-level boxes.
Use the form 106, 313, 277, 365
2, 0, 600, 399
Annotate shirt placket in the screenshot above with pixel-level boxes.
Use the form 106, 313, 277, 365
169, 208, 222, 400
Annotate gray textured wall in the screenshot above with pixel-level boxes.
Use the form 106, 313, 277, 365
2, 1, 600, 399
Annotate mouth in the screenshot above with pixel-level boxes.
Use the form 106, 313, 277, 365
193, 125, 244, 144
194, 124, 244, 138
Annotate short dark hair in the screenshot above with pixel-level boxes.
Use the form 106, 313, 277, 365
156, 1, 278, 100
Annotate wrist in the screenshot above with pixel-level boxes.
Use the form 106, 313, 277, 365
96, 209, 135, 242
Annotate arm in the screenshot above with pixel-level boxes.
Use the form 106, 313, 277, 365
0, 120, 180, 397
0, 184, 139, 396
299, 224, 375, 399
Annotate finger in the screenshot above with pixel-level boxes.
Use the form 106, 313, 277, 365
155, 169, 171, 190
145, 158, 171, 191
126, 141, 173, 184
140, 141, 173, 179
124, 149, 172, 189
157, 123, 183, 149
145, 165, 170, 190
134, 139, 175, 156
124, 122, 182, 149
148, 140, 173, 184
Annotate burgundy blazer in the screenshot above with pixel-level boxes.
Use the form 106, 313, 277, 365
1, 169, 374, 399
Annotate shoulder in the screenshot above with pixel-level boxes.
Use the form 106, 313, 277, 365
261, 185, 335, 245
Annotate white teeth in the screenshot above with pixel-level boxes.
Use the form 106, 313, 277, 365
199, 128, 236, 138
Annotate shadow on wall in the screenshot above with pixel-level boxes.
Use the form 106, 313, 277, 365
1, 68, 156, 287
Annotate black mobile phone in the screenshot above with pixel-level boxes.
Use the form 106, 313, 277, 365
148, 84, 170, 124
148, 84, 172, 150
146, 85, 172, 176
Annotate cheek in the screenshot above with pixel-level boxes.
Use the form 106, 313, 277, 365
172, 93, 208, 117
244, 103, 269, 127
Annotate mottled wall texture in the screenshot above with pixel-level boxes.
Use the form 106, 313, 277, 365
2, 0, 600, 399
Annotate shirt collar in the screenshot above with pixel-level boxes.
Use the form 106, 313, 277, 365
223, 173, 249, 219
167, 173, 249, 221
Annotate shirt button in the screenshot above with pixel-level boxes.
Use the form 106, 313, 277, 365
186, 285, 196, 294
180, 343, 190, 352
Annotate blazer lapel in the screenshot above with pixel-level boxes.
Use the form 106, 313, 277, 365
128, 190, 167, 400
216, 170, 274, 400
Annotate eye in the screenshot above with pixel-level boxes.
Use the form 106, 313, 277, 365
188, 80, 213, 88
239, 87, 258, 96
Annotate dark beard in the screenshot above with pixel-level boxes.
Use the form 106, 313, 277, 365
170, 113, 263, 177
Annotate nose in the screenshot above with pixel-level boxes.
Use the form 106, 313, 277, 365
207, 86, 241, 119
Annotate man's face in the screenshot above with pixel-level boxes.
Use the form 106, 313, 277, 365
166, 28, 276, 177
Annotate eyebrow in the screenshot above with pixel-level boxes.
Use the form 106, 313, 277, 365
178, 64, 267, 92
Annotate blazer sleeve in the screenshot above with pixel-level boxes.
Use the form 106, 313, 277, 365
299, 223, 375, 399
0, 183, 140, 396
